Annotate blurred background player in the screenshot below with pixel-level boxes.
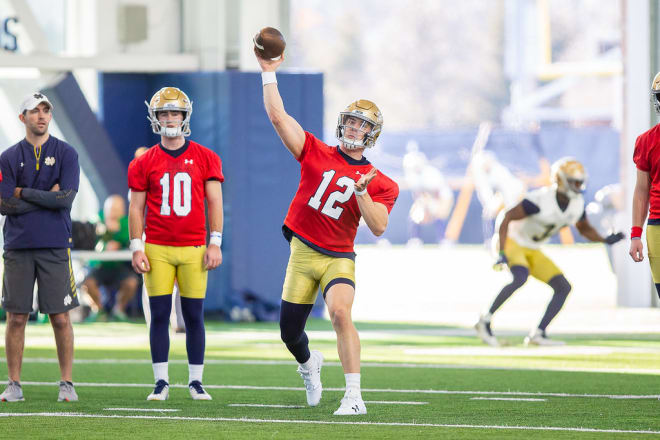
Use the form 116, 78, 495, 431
401, 140, 454, 246
128, 87, 224, 401
471, 150, 525, 246
256, 50, 399, 415
475, 157, 623, 346
630, 72, 660, 295
82, 194, 139, 321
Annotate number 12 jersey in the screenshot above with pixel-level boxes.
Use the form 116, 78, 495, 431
284, 132, 399, 254
128, 141, 224, 246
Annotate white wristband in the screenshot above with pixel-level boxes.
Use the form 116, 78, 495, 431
262, 71, 277, 86
354, 186, 367, 196
129, 238, 144, 253
210, 231, 222, 247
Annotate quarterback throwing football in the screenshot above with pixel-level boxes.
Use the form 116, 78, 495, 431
128, 87, 224, 401
256, 51, 398, 415
476, 158, 623, 347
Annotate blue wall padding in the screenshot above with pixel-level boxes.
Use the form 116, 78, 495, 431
43, 73, 126, 201
99, 71, 324, 313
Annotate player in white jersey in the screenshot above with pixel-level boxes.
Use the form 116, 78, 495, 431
475, 158, 623, 346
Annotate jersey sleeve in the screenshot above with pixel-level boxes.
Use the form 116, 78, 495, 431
370, 175, 399, 213
298, 132, 318, 163
205, 150, 224, 183
521, 198, 541, 215
0, 153, 15, 199
127, 156, 147, 191
633, 134, 650, 172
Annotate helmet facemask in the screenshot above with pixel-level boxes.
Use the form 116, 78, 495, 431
652, 72, 660, 114
154, 110, 189, 138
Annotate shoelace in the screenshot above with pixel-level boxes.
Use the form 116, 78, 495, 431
153, 380, 169, 394
189, 381, 205, 394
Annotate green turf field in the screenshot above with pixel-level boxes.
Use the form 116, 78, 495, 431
1, 319, 660, 439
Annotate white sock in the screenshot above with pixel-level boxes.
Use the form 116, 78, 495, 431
482, 312, 493, 321
300, 353, 315, 369
345, 373, 361, 393
189, 364, 204, 384
152, 362, 168, 384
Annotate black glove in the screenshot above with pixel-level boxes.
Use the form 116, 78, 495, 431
493, 252, 508, 271
604, 232, 624, 245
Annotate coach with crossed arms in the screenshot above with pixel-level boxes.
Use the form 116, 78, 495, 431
0, 93, 80, 402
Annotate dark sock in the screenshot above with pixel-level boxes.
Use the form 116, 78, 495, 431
538, 275, 572, 331
181, 297, 205, 365
280, 300, 313, 364
489, 266, 529, 314
149, 295, 172, 363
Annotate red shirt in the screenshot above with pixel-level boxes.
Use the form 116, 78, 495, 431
284, 132, 399, 253
634, 124, 660, 219
128, 141, 224, 246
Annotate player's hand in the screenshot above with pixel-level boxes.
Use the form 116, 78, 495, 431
629, 239, 644, 262
13, 187, 22, 199
493, 252, 508, 271
132, 250, 151, 273
50, 183, 60, 192
254, 47, 285, 72
204, 245, 222, 270
355, 168, 378, 195
604, 232, 624, 245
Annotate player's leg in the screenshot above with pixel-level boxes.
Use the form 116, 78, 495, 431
476, 239, 529, 346
525, 251, 568, 346
176, 245, 211, 400
34, 249, 80, 401
281, 237, 324, 406
113, 264, 140, 319
646, 225, 660, 297
320, 258, 365, 416
143, 243, 176, 400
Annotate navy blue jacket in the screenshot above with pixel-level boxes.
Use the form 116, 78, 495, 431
0, 135, 80, 249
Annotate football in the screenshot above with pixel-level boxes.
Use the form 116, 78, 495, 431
253, 27, 286, 60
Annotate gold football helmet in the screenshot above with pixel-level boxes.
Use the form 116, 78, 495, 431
551, 157, 587, 198
652, 72, 660, 114
336, 99, 383, 149
145, 87, 193, 137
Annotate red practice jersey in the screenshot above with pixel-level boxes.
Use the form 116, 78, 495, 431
634, 124, 660, 219
284, 132, 399, 253
128, 141, 224, 246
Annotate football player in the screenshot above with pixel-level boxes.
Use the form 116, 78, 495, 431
128, 87, 224, 401
255, 50, 399, 415
630, 72, 660, 295
475, 157, 623, 346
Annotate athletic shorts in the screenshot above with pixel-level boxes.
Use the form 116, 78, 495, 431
1, 248, 79, 314
86, 263, 138, 290
281, 236, 355, 305
504, 238, 562, 284
144, 243, 207, 299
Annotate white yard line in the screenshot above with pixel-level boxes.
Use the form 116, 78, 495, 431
12, 357, 660, 376
18, 381, 660, 400
363, 401, 428, 405
228, 404, 305, 409
470, 397, 546, 402
103, 408, 181, 412
0, 412, 659, 435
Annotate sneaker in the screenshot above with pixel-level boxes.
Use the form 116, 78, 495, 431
0, 380, 24, 402
475, 315, 499, 347
333, 388, 367, 415
147, 379, 169, 401
58, 381, 78, 402
524, 329, 565, 346
297, 350, 323, 406
189, 380, 212, 400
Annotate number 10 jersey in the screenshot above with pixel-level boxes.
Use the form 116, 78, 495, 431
128, 141, 224, 246
284, 132, 399, 254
